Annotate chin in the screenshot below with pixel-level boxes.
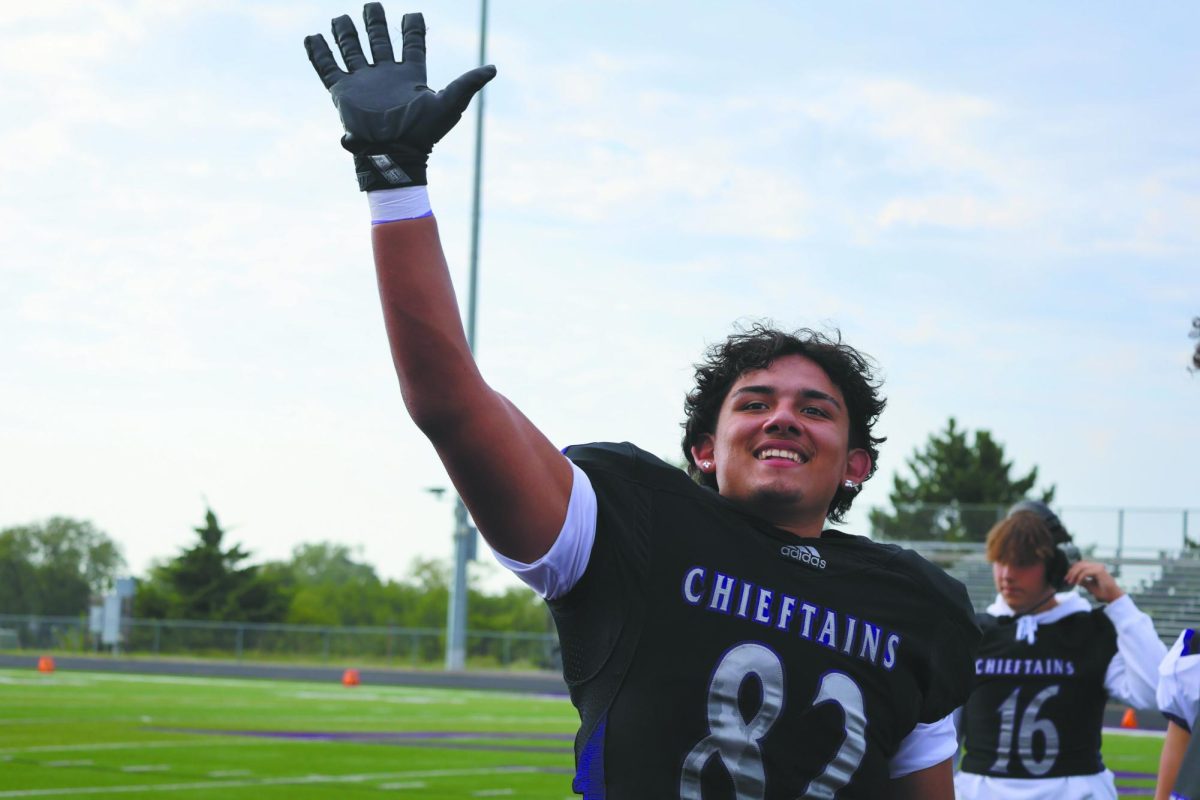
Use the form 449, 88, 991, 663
747, 484, 803, 503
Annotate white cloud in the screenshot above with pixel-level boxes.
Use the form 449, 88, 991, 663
2, 1, 1197, 581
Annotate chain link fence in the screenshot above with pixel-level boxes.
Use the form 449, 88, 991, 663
0, 614, 559, 671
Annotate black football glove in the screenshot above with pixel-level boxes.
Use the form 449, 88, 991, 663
304, 3, 496, 191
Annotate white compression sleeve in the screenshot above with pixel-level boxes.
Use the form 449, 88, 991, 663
490, 461, 597, 600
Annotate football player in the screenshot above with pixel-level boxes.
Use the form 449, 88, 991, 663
955, 501, 1167, 799
304, 6, 980, 797
1156, 629, 1200, 800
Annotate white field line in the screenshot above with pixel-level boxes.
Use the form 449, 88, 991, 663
43, 760, 93, 768
205, 770, 251, 778
0, 766, 539, 798
378, 782, 427, 790
1101, 726, 1167, 739
81, 674, 284, 690
0, 739, 274, 755
285, 691, 463, 705
472, 791, 515, 797
3, 671, 563, 704
119, 766, 170, 773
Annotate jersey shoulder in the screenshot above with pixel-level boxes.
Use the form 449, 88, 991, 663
565, 441, 711, 499
1088, 604, 1118, 635
815, 532, 977, 628
1158, 629, 1200, 728
876, 537, 978, 624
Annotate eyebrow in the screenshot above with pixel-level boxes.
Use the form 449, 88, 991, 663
731, 385, 843, 409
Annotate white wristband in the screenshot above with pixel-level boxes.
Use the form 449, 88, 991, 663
368, 186, 432, 224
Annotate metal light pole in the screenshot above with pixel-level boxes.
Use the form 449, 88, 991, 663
445, 0, 489, 672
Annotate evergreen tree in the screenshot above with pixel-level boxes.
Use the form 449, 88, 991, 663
869, 418, 1054, 542
135, 508, 287, 622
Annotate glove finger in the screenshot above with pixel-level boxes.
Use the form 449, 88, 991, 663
362, 2, 394, 63
304, 34, 345, 89
332, 14, 369, 70
440, 65, 497, 114
400, 13, 427, 67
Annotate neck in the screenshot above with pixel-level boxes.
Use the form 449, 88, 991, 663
1012, 588, 1059, 617
745, 498, 827, 538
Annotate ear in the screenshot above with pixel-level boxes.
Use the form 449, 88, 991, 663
690, 435, 715, 472
844, 448, 871, 484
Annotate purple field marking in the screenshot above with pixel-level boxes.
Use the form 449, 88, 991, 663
1115, 769, 1157, 797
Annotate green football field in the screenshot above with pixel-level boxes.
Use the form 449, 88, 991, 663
0, 667, 1164, 798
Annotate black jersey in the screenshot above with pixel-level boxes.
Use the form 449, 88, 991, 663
1172, 711, 1200, 800
959, 606, 1118, 779
551, 442, 980, 799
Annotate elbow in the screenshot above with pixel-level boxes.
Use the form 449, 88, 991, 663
404, 396, 467, 440
401, 383, 497, 443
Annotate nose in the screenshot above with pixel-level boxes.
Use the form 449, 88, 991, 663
763, 406, 801, 436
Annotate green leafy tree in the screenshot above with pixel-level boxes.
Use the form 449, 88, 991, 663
262, 542, 390, 626
869, 418, 1055, 542
0, 518, 125, 615
385, 557, 452, 629
134, 508, 287, 622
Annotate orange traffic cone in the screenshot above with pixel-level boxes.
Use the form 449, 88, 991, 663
1120, 708, 1138, 729
37, 656, 55, 673
341, 668, 360, 687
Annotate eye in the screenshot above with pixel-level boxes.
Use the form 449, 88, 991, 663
801, 406, 831, 418
741, 400, 768, 411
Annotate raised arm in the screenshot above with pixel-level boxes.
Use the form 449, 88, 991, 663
1066, 560, 1167, 707
305, 4, 572, 562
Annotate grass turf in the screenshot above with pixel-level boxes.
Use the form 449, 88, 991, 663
0, 668, 578, 799
0, 668, 1164, 798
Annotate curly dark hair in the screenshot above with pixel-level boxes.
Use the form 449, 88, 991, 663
681, 322, 886, 523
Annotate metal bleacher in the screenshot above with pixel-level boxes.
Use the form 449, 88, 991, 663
903, 541, 1200, 644
1127, 551, 1200, 643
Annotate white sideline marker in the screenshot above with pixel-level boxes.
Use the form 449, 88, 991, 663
120, 765, 169, 773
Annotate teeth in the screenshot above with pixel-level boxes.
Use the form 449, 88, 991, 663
758, 448, 805, 463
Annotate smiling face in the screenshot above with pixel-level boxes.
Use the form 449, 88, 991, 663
690, 354, 871, 536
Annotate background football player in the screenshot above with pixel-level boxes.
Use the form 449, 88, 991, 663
304, 5, 980, 797
1157, 629, 1200, 800
955, 501, 1166, 799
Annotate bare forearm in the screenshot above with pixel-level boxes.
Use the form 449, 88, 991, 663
1156, 722, 1190, 800
370, 214, 571, 561
888, 759, 954, 800
372, 216, 484, 431
306, 9, 565, 561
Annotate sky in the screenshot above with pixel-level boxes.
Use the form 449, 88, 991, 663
2, 1, 1197, 590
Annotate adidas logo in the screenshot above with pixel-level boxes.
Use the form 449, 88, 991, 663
781, 543, 826, 570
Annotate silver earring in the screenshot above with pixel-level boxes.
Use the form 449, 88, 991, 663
701, 460, 712, 470
843, 480, 857, 490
